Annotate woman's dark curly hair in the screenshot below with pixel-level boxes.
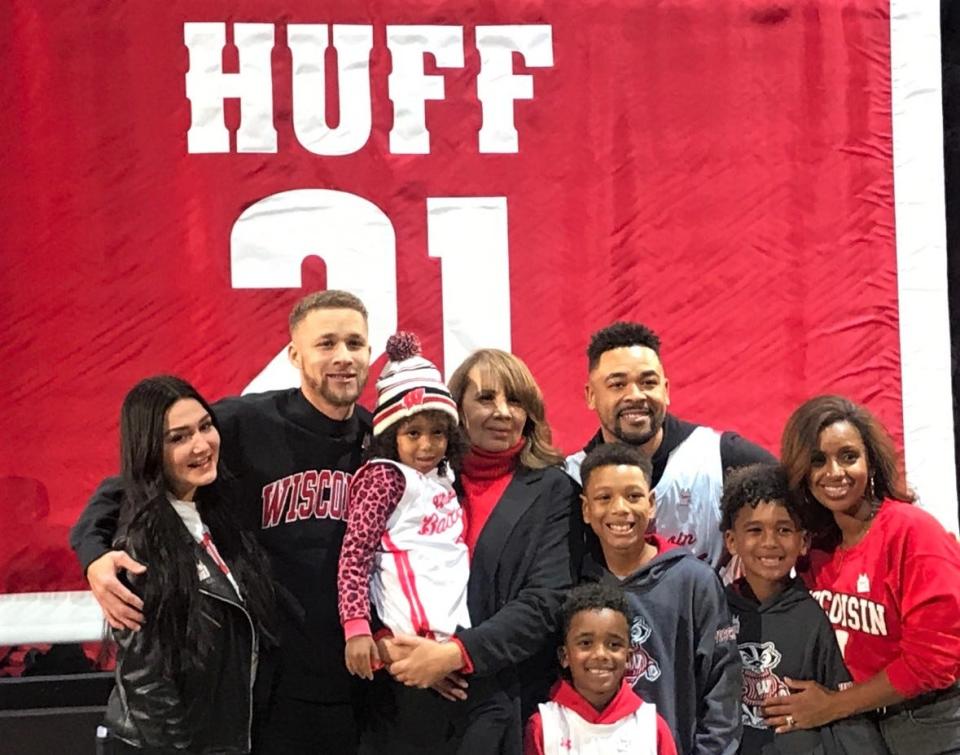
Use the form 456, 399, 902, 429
719, 463, 806, 531
365, 409, 467, 475
780, 395, 914, 549
115, 375, 277, 676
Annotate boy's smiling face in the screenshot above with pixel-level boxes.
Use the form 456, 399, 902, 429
560, 608, 631, 710
724, 500, 808, 600
581, 463, 656, 555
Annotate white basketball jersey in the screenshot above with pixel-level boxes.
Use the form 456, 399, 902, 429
565, 426, 725, 568
539, 699, 659, 754
370, 459, 470, 639
651, 425, 725, 568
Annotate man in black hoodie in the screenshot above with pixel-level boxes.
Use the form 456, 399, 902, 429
721, 463, 886, 754
566, 321, 774, 573
70, 290, 374, 754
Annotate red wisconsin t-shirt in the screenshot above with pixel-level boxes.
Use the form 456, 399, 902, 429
803, 500, 960, 697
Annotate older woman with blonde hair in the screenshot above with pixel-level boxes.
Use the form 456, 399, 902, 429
380, 349, 579, 755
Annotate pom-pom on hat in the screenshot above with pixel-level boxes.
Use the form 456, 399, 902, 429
372, 332, 458, 436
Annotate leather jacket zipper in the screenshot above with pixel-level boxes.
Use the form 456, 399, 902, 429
199, 588, 257, 753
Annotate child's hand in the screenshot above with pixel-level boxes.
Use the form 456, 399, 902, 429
376, 635, 412, 667
345, 635, 381, 680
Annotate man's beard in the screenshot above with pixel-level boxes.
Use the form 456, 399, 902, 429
612, 408, 665, 447
306, 374, 363, 407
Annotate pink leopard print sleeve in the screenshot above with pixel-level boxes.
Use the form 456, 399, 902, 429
337, 462, 406, 632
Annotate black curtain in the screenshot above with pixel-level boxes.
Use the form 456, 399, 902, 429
942, 3, 960, 510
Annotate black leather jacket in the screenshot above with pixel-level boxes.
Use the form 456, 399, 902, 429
104, 531, 258, 754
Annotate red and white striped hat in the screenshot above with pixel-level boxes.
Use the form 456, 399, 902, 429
372, 332, 459, 436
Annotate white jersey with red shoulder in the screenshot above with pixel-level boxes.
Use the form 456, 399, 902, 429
535, 680, 666, 755
369, 458, 470, 639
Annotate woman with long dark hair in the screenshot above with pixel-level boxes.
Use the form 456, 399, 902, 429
764, 395, 960, 754
98, 376, 276, 754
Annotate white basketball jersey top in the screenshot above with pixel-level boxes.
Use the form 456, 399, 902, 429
650, 425, 724, 568
539, 699, 658, 755
566, 426, 725, 568
370, 459, 470, 639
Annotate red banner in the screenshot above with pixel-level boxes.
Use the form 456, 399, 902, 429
0, 0, 953, 613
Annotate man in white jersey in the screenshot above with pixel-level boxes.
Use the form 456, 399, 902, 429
565, 322, 774, 572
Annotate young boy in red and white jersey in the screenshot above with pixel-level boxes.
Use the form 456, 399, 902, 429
525, 582, 677, 754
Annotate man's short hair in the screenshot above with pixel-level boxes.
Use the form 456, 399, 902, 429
719, 462, 805, 531
587, 322, 662, 371
288, 290, 368, 334
580, 443, 653, 490
559, 582, 631, 641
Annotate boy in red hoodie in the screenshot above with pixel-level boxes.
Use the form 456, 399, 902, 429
525, 582, 677, 754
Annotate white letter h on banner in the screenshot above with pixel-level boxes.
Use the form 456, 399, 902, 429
184, 22, 277, 153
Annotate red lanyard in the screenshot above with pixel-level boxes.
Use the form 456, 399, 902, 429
199, 531, 231, 577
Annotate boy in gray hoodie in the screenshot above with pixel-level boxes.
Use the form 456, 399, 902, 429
577, 443, 742, 755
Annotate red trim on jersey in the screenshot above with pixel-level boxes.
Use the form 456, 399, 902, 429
382, 532, 434, 638
398, 545, 435, 639
523, 681, 678, 755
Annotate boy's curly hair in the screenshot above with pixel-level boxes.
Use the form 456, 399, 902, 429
559, 582, 631, 641
719, 462, 805, 531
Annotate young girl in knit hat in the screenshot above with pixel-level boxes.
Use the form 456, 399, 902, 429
338, 332, 492, 753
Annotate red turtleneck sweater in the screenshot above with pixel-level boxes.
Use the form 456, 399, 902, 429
460, 440, 524, 558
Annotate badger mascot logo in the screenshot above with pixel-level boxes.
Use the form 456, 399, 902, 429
625, 615, 662, 685
739, 641, 789, 728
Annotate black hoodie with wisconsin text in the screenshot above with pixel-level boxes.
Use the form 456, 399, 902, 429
725, 577, 887, 754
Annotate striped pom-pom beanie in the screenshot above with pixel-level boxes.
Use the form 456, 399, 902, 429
372, 332, 459, 436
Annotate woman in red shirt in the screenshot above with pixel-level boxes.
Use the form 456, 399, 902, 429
765, 394, 960, 754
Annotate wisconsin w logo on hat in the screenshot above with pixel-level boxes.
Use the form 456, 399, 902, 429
372, 332, 458, 436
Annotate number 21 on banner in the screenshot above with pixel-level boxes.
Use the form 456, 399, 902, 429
230, 189, 512, 392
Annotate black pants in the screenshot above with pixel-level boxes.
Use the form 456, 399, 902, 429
254, 695, 360, 755
358, 676, 460, 755
95, 701, 359, 755
358, 674, 519, 755
96, 731, 188, 755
